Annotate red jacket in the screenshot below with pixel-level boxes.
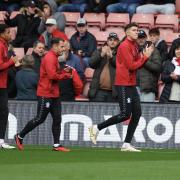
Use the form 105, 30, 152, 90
70, 67, 83, 96
37, 50, 71, 98
115, 38, 148, 86
39, 28, 68, 44
0, 37, 14, 88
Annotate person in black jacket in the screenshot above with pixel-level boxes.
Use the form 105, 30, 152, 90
160, 43, 180, 103
70, 18, 97, 70
86, 0, 118, 13
31, 41, 45, 77
137, 0, 175, 14
4, 0, 41, 53
88, 32, 119, 102
149, 28, 168, 64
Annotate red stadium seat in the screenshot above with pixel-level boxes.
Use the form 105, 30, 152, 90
84, 68, 94, 81
93, 31, 109, 46
9, 27, 17, 40
65, 26, 76, 39
63, 12, 80, 27
160, 31, 180, 46
131, 14, 154, 29
88, 26, 101, 34
155, 14, 179, 32
0, 11, 6, 22
176, 0, 180, 13
13, 48, 25, 60
26, 48, 33, 55
106, 13, 130, 28
10, 11, 20, 19
83, 13, 106, 30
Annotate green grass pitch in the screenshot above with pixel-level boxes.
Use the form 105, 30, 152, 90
0, 146, 180, 180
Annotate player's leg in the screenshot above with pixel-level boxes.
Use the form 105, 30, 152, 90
50, 98, 70, 152
121, 87, 141, 152
15, 97, 50, 150
89, 86, 132, 144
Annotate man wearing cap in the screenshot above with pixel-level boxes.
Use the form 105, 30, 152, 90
136, 30, 162, 102
70, 18, 97, 70
39, 18, 68, 49
88, 32, 119, 102
89, 23, 154, 152
0, 24, 19, 149
4, 0, 41, 53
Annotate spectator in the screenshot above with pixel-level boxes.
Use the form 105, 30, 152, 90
34, 0, 58, 13
136, 0, 175, 14
70, 18, 97, 70
58, 54, 83, 101
0, 0, 21, 13
106, 0, 144, 17
39, 18, 68, 49
38, 1, 66, 33
160, 43, 180, 102
136, 30, 162, 102
149, 28, 168, 64
31, 41, 45, 76
87, 0, 118, 13
4, 0, 41, 53
15, 55, 38, 100
57, 0, 88, 17
168, 37, 180, 60
62, 41, 85, 80
88, 32, 119, 102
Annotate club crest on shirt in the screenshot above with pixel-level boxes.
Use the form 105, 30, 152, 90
127, 98, 131, 103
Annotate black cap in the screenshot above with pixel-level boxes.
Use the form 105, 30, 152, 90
138, 30, 147, 38
0, 24, 9, 34
108, 32, 119, 40
25, 0, 36, 7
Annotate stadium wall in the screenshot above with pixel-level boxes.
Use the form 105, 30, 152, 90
6, 101, 180, 149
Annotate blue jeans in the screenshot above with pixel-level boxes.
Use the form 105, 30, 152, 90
57, 3, 88, 17
106, 3, 140, 17
0, 3, 20, 13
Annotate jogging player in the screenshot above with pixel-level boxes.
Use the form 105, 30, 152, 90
15, 38, 72, 152
89, 23, 154, 152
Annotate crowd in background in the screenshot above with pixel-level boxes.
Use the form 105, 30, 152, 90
0, 0, 180, 102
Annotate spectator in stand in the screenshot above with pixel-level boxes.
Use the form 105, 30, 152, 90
70, 18, 97, 70
87, 0, 118, 13
169, 37, 180, 60
160, 43, 180, 103
39, 18, 68, 49
31, 41, 45, 76
136, 0, 175, 14
136, 30, 162, 102
34, 0, 58, 13
88, 32, 119, 102
62, 41, 85, 80
149, 28, 168, 64
57, 0, 88, 17
0, 0, 21, 13
4, 0, 41, 53
15, 55, 38, 100
38, 1, 66, 33
58, 53, 83, 101
106, 0, 144, 17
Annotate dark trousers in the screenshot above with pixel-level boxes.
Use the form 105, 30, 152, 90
0, 89, 9, 139
90, 89, 116, 102
19, 97, 62, 144
98, 86, 141, 143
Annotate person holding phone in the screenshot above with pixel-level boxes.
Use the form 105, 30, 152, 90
136, 30, 162, 102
